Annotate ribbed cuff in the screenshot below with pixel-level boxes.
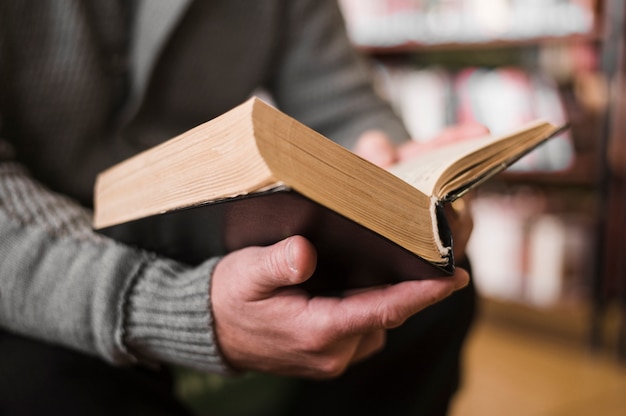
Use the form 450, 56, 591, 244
123, 255, 233, 375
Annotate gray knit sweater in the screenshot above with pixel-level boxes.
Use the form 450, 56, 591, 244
0, 0, 408, 373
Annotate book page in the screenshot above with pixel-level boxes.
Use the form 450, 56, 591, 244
387, 120, 557, 197
388, 134, 497, 196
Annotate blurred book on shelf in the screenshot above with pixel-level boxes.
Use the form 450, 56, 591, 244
466, 190, 594, 307
454, 67, 574, 172
371, 64, 575, 172
371, 64, 454, 143
339, 0, 597, 49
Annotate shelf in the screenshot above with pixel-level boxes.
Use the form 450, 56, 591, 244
340, 0, 602, 56
357, 33, 601, 55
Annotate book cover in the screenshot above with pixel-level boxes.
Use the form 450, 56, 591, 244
101, 188, 454, 293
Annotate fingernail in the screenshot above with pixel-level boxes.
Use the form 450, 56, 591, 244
286, 238, 298, 272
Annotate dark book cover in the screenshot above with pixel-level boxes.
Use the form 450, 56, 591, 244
99, 188, 454, 293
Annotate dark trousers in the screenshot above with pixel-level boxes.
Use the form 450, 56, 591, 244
0, 270, 476, 416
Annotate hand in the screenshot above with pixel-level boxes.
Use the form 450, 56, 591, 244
354, 123, 489, 168
211, 235, 469, 379
444, 196, 473, 261
354, 124, 488, 261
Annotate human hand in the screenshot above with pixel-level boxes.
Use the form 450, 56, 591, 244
354, 124, 487, 261
354, 123, 489, 168
444, 197, 473, 261
211, 235, 469, 379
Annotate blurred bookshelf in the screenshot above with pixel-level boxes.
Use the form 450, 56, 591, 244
339, 0, 623, 353
339, 0, 600, 51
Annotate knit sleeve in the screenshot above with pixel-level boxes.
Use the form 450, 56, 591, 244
0, 142, 231, 374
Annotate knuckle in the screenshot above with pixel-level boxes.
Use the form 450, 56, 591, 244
296, 329, 350, 379
373, 336, 387, 354
381, 310, 406, 329
300, 331, 332, 354
374, 302, 407, 329
315, 356, 349, 379
366, 328, 386, 347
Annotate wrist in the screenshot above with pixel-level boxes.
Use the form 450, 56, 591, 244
122, 254, 234, 374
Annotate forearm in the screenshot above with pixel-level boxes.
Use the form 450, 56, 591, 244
0, 154, 229, 373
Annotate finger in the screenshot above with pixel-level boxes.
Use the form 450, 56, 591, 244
331, 268, 470, 334
224, 235, 317, 296
445, 198, 474, 261
353, 130, 398, 168
436, 122, 490, 143
350, 329, 386, 364
304, 330, 386, 379
257, 235, 317, 291
398, 123, 489, 160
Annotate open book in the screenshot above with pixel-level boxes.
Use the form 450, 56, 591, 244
93, 97, 565, 291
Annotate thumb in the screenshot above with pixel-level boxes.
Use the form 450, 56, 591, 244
228, 235, 317, 295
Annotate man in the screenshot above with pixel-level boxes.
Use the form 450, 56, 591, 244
0, 1, 479, 414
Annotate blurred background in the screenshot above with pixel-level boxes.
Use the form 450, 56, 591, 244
337, 0, 626, 414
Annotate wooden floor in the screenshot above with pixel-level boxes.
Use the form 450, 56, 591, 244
449, 314, 626, 416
